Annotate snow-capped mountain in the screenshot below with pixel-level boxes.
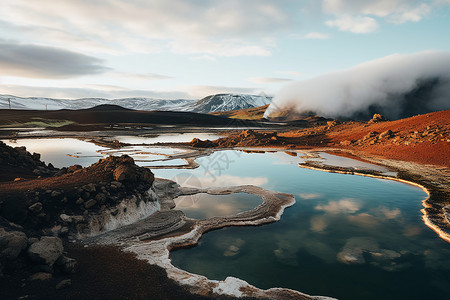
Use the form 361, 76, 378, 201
0, 94, 272, 113
0, 95, 193, 111
185, 94, 272, 113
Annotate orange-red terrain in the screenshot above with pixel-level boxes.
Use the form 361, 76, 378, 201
194, 110, 449, 168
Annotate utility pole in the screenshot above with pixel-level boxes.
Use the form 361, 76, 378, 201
8, 98, 11, 109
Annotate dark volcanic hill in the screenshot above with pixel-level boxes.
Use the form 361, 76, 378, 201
0, 105, 266, 128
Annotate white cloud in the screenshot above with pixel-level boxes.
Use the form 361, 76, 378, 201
322, 0, 432, 29
276, 71, 303, 77
110, 72, 173, 81
310, 215, 328, 232
298, 193, 322, 200
326, 16, 379, 33
0, 0, 291, 57
315, 198, 361, 214
304, 32, 331, 39
388, 3, 431, 24
182, 85, 260, 99
248, 77, 293, 84
170, 173, 269, 188
0, 84, 191, 100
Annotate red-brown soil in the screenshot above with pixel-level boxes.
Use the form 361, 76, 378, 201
325, 110, 450, 167
194, 110, 449, 168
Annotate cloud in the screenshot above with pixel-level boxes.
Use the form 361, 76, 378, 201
298, 193, 322, 200
265, 51, 450, 120
347, 213, 379, 228
0, 0, 294, 57
326, 16, 379, 33
0, 41, 109, 78
388, 3, 431, 24
315, 198, 361, 214
373, 206, 402, 219
169, 39, 272, 57
168, 173, 269, 189
276, 71, 303, 77
183, 85, 261, 99
304, 32, 331, 39
249, 77, 293, 84
322, 0, 431, 30
110, 72, 173, 81
0, 84, 191, 100
310, 215, 328, 232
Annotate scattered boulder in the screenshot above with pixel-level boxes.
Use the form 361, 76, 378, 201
83, 183, 96, 193
56, 255, 77, 274
67, 165, 82, 173
29, 272, 52, 281
84, 199, 97, 209
28, 202, 43, 213
190, 138, 217, 148
114, 165, 136, 182
379, 129, 394, 139
27, 236, 63, 266
56, 279, 72, 290
369, 113, 386, 123
51, 190, 62, 198
0, 228, 28, 260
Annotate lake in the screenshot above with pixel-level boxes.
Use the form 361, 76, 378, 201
3, 137, 448, 300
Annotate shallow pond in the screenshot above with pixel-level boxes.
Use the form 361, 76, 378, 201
2, 138, 107, 168
1, 138, 192, 168
174, 193, 263, 219
114, 132, 221, 144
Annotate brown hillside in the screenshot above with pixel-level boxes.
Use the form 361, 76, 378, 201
211, 104, 269, 120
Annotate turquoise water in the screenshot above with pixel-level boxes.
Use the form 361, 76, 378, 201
3, 137, 448, 299
160, 151, 450, 300
174, 193, 263, 219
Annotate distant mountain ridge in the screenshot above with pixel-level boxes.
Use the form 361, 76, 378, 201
0, 93, 272, 113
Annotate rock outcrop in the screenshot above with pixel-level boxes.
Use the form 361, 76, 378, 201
0, 142, 158, 291
27, 236, 63, 266
0, 141, 58, 181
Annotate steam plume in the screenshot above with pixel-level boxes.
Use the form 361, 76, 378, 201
265, 51, 450, 120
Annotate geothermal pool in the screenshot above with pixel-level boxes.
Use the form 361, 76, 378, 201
159, 151, 449, 300
173, 193, 263, 219
3, 137, 450, 300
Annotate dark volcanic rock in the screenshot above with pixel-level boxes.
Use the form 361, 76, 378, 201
369, 113, 387, 123
27, 236, 63, 266
56, 255, 77, 274
114, 164, 137, 182
189, 138, 217, 148
0, 228, 28, 260
0, 141, 57, 181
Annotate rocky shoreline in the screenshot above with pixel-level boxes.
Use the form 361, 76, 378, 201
0, 141, 158, 297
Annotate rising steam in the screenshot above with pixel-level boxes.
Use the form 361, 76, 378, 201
265, 51, 450, 120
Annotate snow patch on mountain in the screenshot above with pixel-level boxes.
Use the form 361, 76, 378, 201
0, 94, 272, 113
187, 94, 272, 113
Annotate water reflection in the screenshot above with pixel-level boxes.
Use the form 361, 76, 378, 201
2, 138, 106, 168
174, 193, 263, 219
169, 150, 450, 300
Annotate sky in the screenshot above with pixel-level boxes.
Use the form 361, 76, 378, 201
1, 0, 450, 100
